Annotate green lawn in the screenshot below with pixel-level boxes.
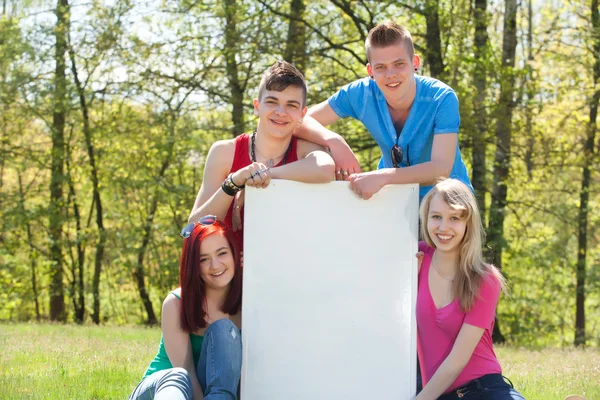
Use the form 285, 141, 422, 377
0, 323, 597, 399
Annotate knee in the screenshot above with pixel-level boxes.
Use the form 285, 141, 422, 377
206, 318, 240, 342
162, 367, 193, 397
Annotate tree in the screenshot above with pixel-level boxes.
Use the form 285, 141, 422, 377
48, 0, 69, 321
575, 0, 600, 347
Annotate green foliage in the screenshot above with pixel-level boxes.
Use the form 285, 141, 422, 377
0, 0, 598, 346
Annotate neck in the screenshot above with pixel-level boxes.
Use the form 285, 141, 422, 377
253, 125, 292, 160
433, 248, 460, 277
205, 286, 229, 308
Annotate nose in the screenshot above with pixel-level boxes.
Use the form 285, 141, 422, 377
275, 104, 286, 116
438, 218, 449, 231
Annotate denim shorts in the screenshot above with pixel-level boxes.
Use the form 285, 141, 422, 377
437, 374, 526, 400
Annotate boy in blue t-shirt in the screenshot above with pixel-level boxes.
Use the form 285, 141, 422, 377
295, 22, 472, 201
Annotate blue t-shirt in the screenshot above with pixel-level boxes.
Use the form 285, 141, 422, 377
328, 75, 473, 200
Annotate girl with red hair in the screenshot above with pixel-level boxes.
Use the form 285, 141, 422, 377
129, 216, 242, 400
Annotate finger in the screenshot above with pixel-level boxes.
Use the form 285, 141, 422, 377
335, 169, 344, 181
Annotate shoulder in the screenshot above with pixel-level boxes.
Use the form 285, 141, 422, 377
208, 138, 237, 158
162, 289, 182, 313
417, 75, 457, 100
206, 138, 238, 170
478, 266, 503, 298
296, 138, 328, 158
335, 77, 373, 95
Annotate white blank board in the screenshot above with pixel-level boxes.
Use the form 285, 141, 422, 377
242, 180, 418, 400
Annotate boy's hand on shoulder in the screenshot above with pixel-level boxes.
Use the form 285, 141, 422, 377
348, 171, 386, 200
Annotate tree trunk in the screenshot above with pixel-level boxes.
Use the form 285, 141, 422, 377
471, 0, 490, 217
133, 118, 178, 325
48, 0, 69, 321
575, 0, 599, 347
18, 173, 41, 321
487, 0, 518, 343
284, 0, 307, 73
65, 149, 85, 323
424, 0, 445, 80
67, 22, 106, 325
524, 0, 535, 178
224, 0, 245, 137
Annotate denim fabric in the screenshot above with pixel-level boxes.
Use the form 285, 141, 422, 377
128, 367, 193, 400
197, 319, 243, 400
437, 374, 525, 400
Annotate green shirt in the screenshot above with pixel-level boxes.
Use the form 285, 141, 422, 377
142, 292, 204, 379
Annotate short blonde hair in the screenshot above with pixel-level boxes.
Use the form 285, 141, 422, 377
365, 22, 415, 62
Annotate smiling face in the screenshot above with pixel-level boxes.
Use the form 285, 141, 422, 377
253, 86, 308, 139
198, 232, 236, 291
366, 42, 420, 105
427, 193, 468, 256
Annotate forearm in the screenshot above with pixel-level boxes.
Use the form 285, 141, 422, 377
416, 358, 464, 400
191, 374, 205, 400
271, 152, 335, 183
295, 116, 342, 147
381, 160, 452, 186
188, 187, 236, 223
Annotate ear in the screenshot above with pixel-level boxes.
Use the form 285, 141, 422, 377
300, 106, 308, 121
253, 98, 259, 116
366, 63, 373, 78
413, 54, 421, 71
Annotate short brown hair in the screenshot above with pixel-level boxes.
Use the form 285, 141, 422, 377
257, 61, 307, 105
365, 22, 415, 61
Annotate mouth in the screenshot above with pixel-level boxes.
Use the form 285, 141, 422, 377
211, 269, 227, 277
386, 82, 401, 88
436, 233, 454, 243
270, 118, 290, 126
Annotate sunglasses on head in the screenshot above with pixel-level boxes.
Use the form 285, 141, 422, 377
391, 143, 410, 168
180, 215, 217, 239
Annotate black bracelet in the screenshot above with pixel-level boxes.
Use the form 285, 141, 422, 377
221, 174, 243, 196
228, 173, 244, 190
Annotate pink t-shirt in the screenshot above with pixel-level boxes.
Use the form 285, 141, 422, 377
417, 241, 502, 393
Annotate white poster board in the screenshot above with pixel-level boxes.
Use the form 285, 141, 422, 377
242, 180, 418, 400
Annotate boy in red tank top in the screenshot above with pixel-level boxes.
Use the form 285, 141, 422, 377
187, 61, 335, 249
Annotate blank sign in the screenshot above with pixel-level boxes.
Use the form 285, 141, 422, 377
242, 180, 418, 400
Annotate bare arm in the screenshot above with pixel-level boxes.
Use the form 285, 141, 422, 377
382, 133, 456, 185
349, 133, 457, 200
415, 323, 485, 400
294, 101, 361, 176
162, 295, 205, 400
188, 140, 268, 223
270, 140, 335, 183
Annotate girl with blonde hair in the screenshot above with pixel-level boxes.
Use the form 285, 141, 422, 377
416, 178, 524, 400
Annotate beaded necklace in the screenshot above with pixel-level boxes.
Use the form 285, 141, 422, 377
250, 130, 293, 167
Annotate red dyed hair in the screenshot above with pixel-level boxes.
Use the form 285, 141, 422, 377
179, 220, 242, 332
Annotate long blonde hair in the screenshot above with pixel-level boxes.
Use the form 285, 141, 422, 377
419, 178, 506, 311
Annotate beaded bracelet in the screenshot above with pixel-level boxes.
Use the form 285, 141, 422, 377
221, 173, 244, 196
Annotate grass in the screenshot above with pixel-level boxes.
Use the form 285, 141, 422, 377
0, 323, 598, 399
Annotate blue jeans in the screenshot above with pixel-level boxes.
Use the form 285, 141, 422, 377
129, 319, 242, 400
437, 374, 525, 400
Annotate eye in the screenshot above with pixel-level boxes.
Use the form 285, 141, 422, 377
395, 62, 404, 67
451, 216, 461, 221
200, 257, 209, 264
375, 65, 384, 70
266, 100, 276, 104
218, 250, 229, 257
431, 215, 441, 219
288, 104, 299, 109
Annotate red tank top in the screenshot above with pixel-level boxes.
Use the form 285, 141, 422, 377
224, 133, 299, 249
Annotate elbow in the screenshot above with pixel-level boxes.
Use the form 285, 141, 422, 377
316, 156, 336, 183
434, 160, 453, 181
